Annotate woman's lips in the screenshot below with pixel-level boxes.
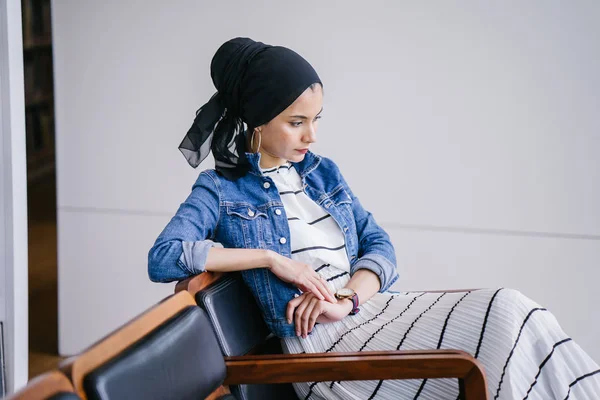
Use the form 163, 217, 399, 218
296, 149, 308, 154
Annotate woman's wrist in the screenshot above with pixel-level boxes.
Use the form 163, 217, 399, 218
338, 298, 354, 314
263, 249, 276, 269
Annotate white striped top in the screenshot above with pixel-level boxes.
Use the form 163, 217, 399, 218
261, 162, 350, 272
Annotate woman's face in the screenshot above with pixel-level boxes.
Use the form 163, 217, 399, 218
254, 84, 323, 169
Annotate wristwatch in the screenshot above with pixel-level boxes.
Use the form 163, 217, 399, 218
335, 288, 360, 315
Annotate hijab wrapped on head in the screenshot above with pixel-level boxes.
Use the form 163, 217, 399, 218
179, 37, 322, 180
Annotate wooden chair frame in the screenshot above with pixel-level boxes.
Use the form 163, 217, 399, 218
6, 370, 76, 400
176, 272, 489, 400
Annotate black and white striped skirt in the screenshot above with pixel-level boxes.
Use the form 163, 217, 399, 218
282, 265, 600, 400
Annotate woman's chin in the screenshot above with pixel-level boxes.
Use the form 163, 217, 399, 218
290, 152, 307, 161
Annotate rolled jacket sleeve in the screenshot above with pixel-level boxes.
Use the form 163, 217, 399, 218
350, 253, 399, 292
178, 239, 223, 275
148, 171, 221, 283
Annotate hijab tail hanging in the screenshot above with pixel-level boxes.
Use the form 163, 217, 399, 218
211, 111, 250, 179
178, 92, 225, 168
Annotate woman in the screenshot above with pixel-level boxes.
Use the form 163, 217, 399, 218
148, 37, 600, 399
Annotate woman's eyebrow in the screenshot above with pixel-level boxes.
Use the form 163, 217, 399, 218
289, 107, 324, 120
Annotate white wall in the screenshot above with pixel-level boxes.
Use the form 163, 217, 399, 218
53, 0, 600, 362
0, 0, 29, 392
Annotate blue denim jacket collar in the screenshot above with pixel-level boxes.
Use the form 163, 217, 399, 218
245, 150, 322, 178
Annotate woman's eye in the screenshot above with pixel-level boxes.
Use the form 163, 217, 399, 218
290, 116, 321, 127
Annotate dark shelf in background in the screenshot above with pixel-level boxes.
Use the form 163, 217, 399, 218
22, 0, 55, 184
24, 35, 52, 52
23, 0, 62, 379
25, 92, 53, 108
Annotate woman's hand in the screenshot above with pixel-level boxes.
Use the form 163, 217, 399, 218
267, 251, 336, 303
286, 292, 353, 338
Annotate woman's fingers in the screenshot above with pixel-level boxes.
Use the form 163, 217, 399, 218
287, 293, 322, 337
303, 281, 324, 301
294, 296, 312, 336
286, 294, 304, 323
286, 291, 330, 337
300, 296, 320, 337
306, 298, 322, 336
325, 277, 336, 296
311, 274, 337, 303
289, 263, 336, 303
314, 271, 336, 297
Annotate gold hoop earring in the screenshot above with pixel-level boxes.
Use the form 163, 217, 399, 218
251, 129, 262, 153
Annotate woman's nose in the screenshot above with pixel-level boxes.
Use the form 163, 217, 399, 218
304, 125, 317, 143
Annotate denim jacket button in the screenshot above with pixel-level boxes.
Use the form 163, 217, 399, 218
275, 209, 282, 216
263, 182, 271, 189
279, 237, 287, 244
248, 209, 255, 217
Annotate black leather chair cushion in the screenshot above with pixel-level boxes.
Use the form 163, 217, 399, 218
196, 274, 298, 400
47, 393, 81, 400
231, 383, 298, 400
195, 273, 270, 357
83, 306, 225, 400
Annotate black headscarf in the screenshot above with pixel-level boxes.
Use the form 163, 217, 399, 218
179, 37, 322, 179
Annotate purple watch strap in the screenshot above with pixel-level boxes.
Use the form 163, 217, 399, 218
350, 293, 360, 315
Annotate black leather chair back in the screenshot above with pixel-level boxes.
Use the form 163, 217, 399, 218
195, 273, 297, 400
83, 306, 227, 400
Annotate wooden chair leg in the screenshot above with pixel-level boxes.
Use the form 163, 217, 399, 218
458, 378, 466, 400
459, 365, 488, 400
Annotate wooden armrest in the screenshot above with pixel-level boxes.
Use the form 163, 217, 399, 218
6, 371, 75, 400
224, 350, 488, 400
174, 271, 224, 296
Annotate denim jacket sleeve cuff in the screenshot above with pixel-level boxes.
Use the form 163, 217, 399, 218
350, 253, 399, 292
177, 239, 224, 275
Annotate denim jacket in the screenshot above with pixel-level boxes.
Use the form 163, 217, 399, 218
148, 151, 398, 337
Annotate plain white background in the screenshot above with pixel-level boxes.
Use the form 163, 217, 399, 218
52, 1, 600, 362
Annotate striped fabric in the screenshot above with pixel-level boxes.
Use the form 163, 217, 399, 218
263, 164, 600, 399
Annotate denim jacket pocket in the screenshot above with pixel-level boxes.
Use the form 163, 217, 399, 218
224, 203, 274, 248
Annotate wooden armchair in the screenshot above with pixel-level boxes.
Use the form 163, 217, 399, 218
176, 272, 489, 400
52, 286, 487, 400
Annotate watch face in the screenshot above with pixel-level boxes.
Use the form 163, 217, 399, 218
336, 288, 354, 298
